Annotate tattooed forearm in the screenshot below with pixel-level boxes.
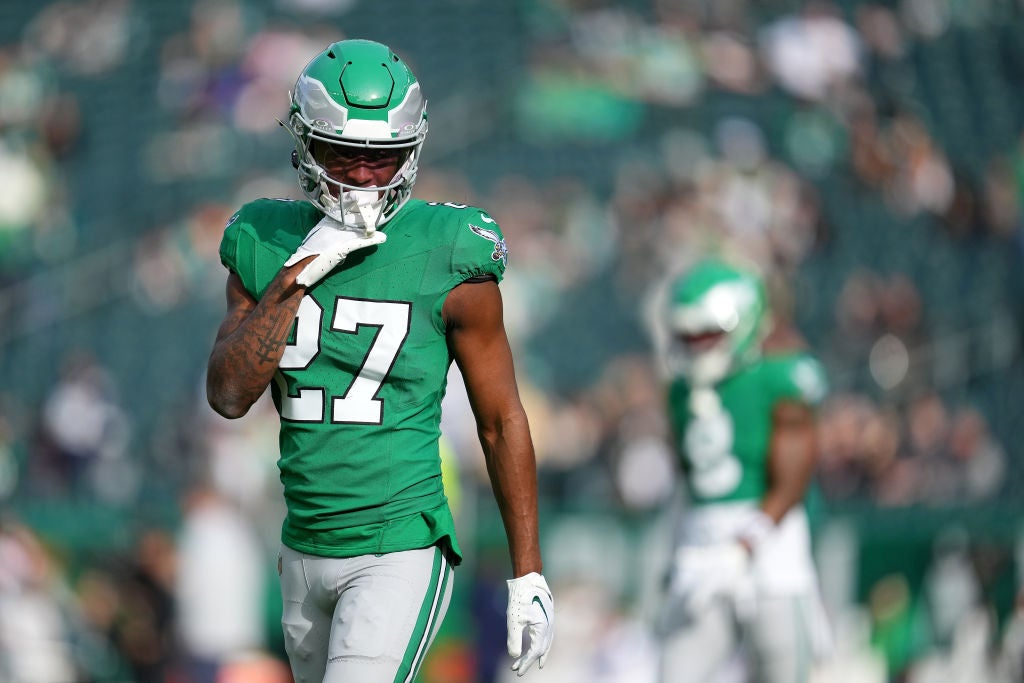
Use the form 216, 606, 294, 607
207, 268, 307, 418
255, 337, 287, 364
254, 309, 295, 364
222, 307, 294, 382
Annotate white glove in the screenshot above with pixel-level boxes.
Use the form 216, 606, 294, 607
284, 215, 387, 287
506, 572, 554, 676
668, 542, 751, 614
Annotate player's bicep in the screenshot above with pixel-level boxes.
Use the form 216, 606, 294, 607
767, 400, 818, 491
444, 280, 522, 422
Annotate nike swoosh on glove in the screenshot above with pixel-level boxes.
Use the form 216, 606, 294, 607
506, 572, 554, 676
284, 215, 387, 287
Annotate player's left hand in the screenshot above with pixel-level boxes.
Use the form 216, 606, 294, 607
506, 572, 554, 676
668, 542, 751, 614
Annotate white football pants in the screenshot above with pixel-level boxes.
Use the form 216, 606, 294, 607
659, 592, 819, 683
279, 544, 453, 683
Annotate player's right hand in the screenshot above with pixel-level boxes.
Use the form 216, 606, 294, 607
284, 215, 387, 287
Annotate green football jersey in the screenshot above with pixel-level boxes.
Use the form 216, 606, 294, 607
667, 353, 827, 505
219, 198, 509, 563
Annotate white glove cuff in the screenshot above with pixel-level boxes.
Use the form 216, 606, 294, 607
507, 572, 551, 603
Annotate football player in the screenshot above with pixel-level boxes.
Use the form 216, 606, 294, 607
655, 258, 831, 683
205, 39, 553, 683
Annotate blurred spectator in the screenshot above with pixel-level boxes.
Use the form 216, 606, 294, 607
74, 566, 133, 679
946, 406, 1006, 501
131, 202, 235, 312
759, 2, 862, 102
38, 351, 130, 498
0, 395, 24, 502
111, 529, 179, 683
23, 0, 139, 76
980, 156, 1022, 241
995, 558, 1024, 683
905, 391, 957, 503
861, 406, 917, 506
886, 115, 955, 217
0, 134, 56, 275
233, 26, 343, 133
198, 390, 283, 546
921, 529, 979, 650
155, 0, 251, 122
0, 41, 79, 279
817, 393, 876, 500
816, 385, 1011, 509
588, 355, 674, 512
0, 522, 77, 682
174, 484, 267, 683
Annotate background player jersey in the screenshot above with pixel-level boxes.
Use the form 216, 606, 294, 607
667, 353, 827, 505
218, 198, 508, 563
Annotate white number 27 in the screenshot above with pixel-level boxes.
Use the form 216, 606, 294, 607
274, 296, 411, 424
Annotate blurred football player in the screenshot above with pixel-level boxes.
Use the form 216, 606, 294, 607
655, 258, 831, 683
205, 39, 553, 683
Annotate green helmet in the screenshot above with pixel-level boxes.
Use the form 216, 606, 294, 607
285, 39, 427, 230
666, 259, 768, 385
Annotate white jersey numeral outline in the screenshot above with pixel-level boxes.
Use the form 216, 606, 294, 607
683, 402, 743, 497
275, 296, 411, 424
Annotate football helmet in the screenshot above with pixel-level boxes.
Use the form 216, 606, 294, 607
284, 39, 427, 231
666, 259, 767, 385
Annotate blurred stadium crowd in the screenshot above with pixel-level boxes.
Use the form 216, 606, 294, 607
0, 0, 1023, 681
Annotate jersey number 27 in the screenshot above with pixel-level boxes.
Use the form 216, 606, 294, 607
274, 295, 411, 424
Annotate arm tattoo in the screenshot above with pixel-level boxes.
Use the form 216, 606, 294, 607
255, 309, 294, 364
208, 273, 306, 414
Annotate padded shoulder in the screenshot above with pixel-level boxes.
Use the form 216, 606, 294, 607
761, 353, 829, 407
219, 198, 321, 297
404, 200, 508, 283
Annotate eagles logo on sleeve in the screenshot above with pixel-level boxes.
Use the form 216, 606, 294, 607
469, 222, 509, 267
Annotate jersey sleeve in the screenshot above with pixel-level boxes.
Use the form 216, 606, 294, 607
768, 354, 829, 408
218, 199, 310, 299
218, 203, 260, 293
449, 208, 508, 284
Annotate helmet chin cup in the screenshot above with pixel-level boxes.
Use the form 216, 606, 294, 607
316, 181, 386, 235
342, 188, 385, 234
670, 336, 733, 385
687, 346, 733, 386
